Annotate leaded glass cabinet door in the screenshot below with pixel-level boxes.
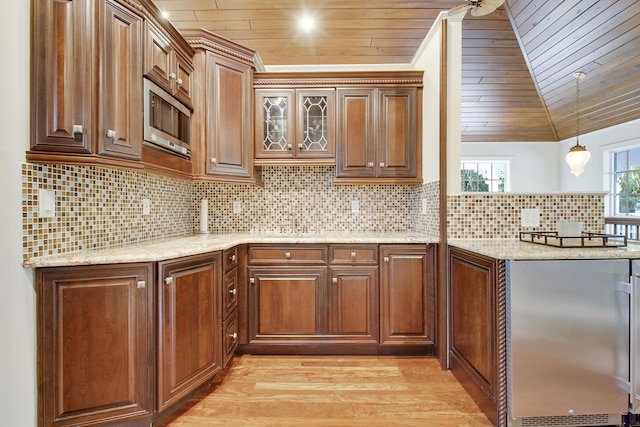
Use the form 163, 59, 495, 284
255, 89, 295, 159
295, 89, 335, 160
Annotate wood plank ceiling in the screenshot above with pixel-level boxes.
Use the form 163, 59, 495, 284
153, 0, 640, 143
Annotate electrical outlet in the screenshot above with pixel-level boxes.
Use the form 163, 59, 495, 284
142, 199, 151, 215
233, 200, 242, 214
38, 189, 56, 218
521, 208, 540, 227
351, 200, 359, 213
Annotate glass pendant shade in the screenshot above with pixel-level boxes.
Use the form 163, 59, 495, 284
565, 143, 591, 177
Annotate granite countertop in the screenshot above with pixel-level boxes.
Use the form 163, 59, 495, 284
24, 232, 438, 268
449, 238, 640, 260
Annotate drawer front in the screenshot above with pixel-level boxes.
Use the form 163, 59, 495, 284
223, 311, 238, 366
223, 246, 238, 272
329, 245, 378, 265
248, 245, 327, 264
222, 268, 238, 320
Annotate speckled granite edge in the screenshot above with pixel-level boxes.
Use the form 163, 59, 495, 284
24, 232, 439, 268
448, 238, 640, 260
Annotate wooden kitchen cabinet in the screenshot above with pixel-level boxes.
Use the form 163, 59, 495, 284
144, 22, 194, 108
336, 87, 419, 183
37, 263, 154, 427
157, 253, 222, 412
254, 88, 335, 163
448, 247, 505, 427
185, 30, 260, 184
222, 247, 239, 365
379, 245, 435, 349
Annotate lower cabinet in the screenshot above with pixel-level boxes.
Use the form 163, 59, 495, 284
157, 253, 222, 412
380, 245, 435, 347
37, 263, 154, 427
245, 244, 434, 354
448, 246, 504, 427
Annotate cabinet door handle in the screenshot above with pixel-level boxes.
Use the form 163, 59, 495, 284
351, 251, 357, 260
383, 256, 389, 263
285, 252, 291, 260
379, 162, 385, 168
298, 143, 303, 150
249, 278, 255, 285
229, 332, 237, 340
72, 125, 84, 134
287, 144, 292, 150
164, 277, 173, 285
332, 277, 338, 284
106, 129, 116, 139
230, 254, 236, 262
169, 72, 176, 80
367, 162, 374, 168
176, 78, 183, 86
137, 281, 146, 289
210, 157, 217, 164
229, 288, 237, 296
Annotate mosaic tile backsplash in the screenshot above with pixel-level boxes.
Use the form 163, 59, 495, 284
23, 164, 436, 261
447, 193, 605, 239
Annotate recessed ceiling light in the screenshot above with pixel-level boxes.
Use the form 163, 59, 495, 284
161, 10, 170, 19
299, 14, 315, 31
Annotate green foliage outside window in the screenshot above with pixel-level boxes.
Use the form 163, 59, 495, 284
618, 166, 640, 214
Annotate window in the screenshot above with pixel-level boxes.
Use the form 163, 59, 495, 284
461, 160, 509, 193
607, 146, 640, 216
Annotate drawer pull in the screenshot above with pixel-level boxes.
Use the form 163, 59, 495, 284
229, 288, 237, 296
164, 277, 173, 285
351, 252, 357, 260
285, 252, 291, 260
230, 254, 236, 262
229, 332, 237, 340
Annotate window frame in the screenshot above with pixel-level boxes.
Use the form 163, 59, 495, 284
460, 158, 511, 193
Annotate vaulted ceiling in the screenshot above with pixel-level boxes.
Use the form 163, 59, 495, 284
153, 0, 640, 143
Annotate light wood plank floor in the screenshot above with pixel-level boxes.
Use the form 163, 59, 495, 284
158, 355, 494, 427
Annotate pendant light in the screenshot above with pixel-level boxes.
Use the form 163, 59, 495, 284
565, 71, 590, 176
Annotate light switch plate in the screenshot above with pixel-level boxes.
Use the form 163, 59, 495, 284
351, 200, 359, 213
521, 208, 540, 227
422, 198, 427, 215
38, 189, 55, 218
233, 200, 242, 214
142, 199, 151, 215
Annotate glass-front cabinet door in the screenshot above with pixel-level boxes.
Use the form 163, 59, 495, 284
255, 88, 335, 162
295, 89, 335, 160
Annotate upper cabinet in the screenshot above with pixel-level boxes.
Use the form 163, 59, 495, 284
254, 87, 336, 163
31, 0, 145, 164
184, 30, 261, 184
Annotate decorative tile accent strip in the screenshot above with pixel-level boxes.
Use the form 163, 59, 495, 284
23, 164, 431, 262
447, 193, 605, 239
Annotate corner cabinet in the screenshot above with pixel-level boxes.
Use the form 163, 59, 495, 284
184, 29, 261, 184
37, 263, 154, 427
31, 0, 144, 164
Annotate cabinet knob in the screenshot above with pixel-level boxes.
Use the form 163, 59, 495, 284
249, 278, 255, 285
211, 158, 217, 164
164, 277, 173, 285
383, 256, 389, 263
351, 251, 357, 260
137, 281, 146, 289
298, 143, 303, 150
229, 288, 237, 296
367, 162, 374, 168
230, 254, 236, 262
332, 277, 338, 284
379, 162, 385, 168
106, 129, 116, 139
229, 332, 237, 340
285, 252, 291, 260
176, 78, 183, 86
169, 72, 176, 80
72, 125, 84, 134
287, 144, 292, 150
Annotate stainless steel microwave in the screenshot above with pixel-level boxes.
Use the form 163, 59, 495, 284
143, 78, 191, 158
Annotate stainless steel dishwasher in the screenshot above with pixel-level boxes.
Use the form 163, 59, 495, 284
506, 259, 632, 427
